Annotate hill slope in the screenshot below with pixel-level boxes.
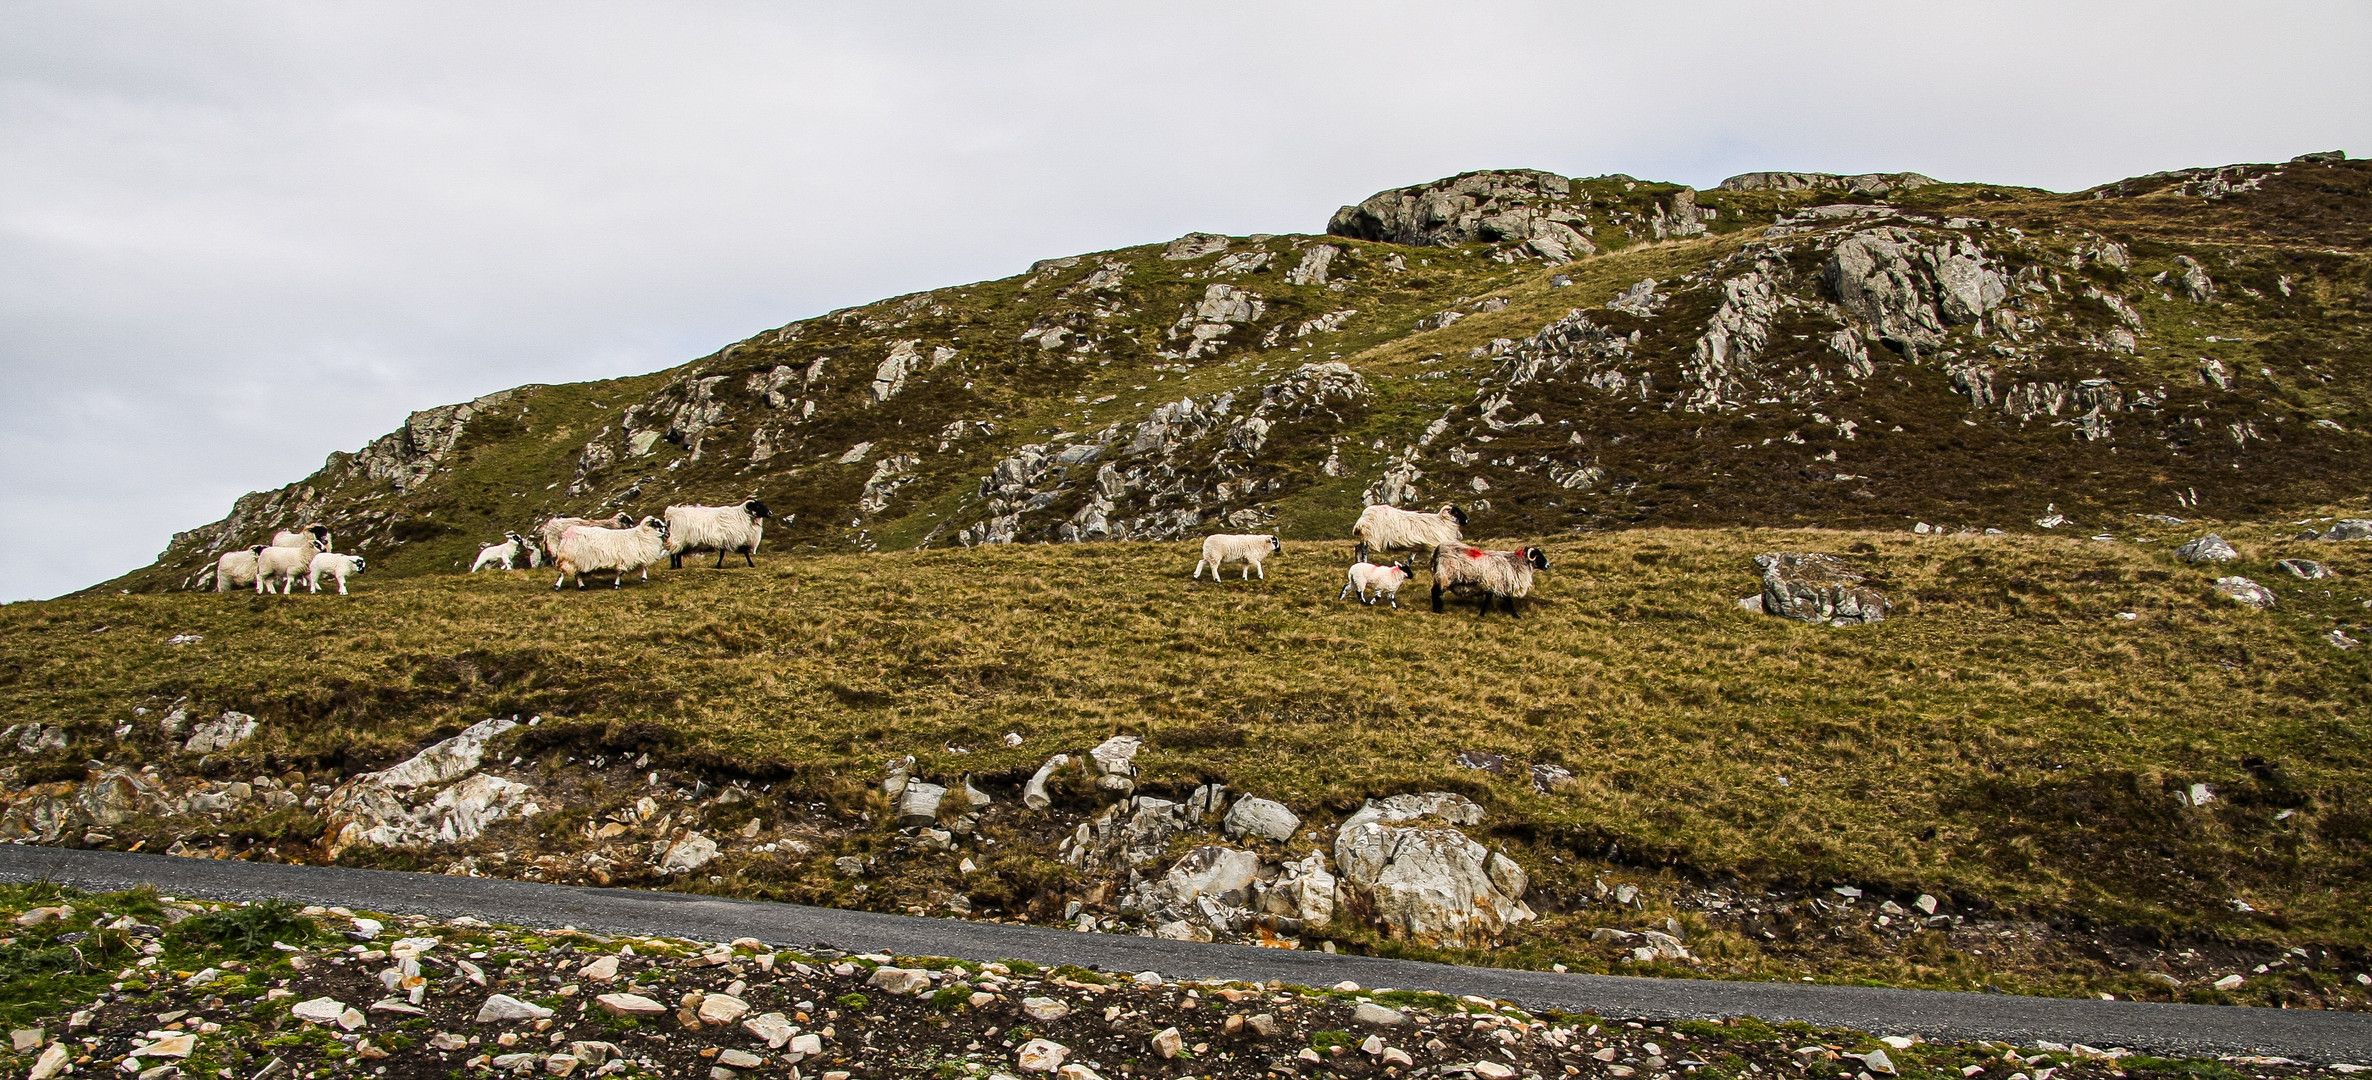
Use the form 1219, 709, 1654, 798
106, 154, 2370, 590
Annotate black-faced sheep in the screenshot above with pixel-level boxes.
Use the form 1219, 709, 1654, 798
538, 514, 633, 558
1352, 503, 1467, 563
308, 552, 366, 594
1194, 533, 1283, 581
664, 500, 771, 568
1341, 559, 1416, 609
272, 524, 332, 553
1430, 543, 1550, 616
214, 546, 267, 592
471, 533, 530, 572
553, 516, 670, 590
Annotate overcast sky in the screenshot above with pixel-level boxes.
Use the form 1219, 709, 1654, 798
3, 2, 2365, 601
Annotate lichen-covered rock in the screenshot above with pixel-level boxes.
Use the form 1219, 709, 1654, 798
2213, 576, 2276, 609
2276, 558, 2328, 580
2321, 519, 2372, 541
1823, 228, 2004, 356
1754, 553, 1890, 627
182, 711, 257, 754
2176, 534, 2239, 562
1222, 797, 1300, 842
1327, 170, 1579, 250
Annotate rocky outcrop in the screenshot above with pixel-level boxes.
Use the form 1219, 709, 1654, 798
1327, 170, 1594, 260
1751, 553, 1891, 626
354, 391, 516, 492
1718, 171, 1938, 195
1331, 792, 1531, 948
321, 717, 533, 855
1823, 228, 2006, 357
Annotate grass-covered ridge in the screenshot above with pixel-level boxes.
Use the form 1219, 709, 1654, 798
6, 523, 2369, 1000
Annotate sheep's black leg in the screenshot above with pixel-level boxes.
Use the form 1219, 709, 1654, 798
715, 547, 727, 569
1475, 591, 1492, 618
669, 554, 682, 569
1431, 583, 1445, 613
1354, 541, 1369, 563
1501, 594, 1520, 617
741, 547, 756, 568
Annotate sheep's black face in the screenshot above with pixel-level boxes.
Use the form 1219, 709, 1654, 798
1448, 505, 1470, 527
1395, 561, 1413, 578
746, 500, 772, 520
1526, 547, 1551, 570
250, 546, 266, 556
1269, 537, 1283, 554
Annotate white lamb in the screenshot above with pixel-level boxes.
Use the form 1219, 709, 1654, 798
1341, 559, 1416, 609
664, 500, 772, 568
272, 524, 333, 553
214, 546, 267, 592
1194, 534, 1283, 581
307, 552, 367, 594
471, 532, 531, 572
538, 514, 633, 557
554, 516, 671, 590
1351, 503, 1467, 563
255, 543, 316, 594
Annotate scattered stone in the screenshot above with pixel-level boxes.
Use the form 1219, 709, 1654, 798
1221, 797, 1299, 842
1455, 750, 1510, 773
577, 955, 619, 982
1021, 997, 1071, 1022
2214, 974, 2245, 990
895, 780, 948, 827
866, 967, 933, 995
742, 1013, 796, 1049
290, 998, 349, 1025
1914, 894, 1939, 915
2275, 558, 2328, 579
182, 711, 258, 754
697, 993, 749, 1025
1016, 1037, 1070, 1072
30, 1044, 71, 1080
2321, 519, 2372, 541
2331, 629, 2362, 650
2176, 534, 2239, 562
2213, 577, 2277, 609
659, 832, 720, 874
1150, 1027, 1183, 1059
596, 993, 667, 1017
1530, 764, 1575, 793
1474, 1062, 1517, 1079
476, 994, 554, 1023
1351, 1003, 1406, 1026
1022, 754, 1071, 810
1087, 736, 1142, 793
132, 1033, 196, 1059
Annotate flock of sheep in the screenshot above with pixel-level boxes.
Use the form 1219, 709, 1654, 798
1198, 502, 1552, 616
209, 497, 1544, 613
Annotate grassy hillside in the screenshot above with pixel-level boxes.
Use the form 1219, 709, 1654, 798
7, 522, 2370, 1003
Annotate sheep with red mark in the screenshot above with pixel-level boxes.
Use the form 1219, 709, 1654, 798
1352, 503, 1467, 563
1430, 543, 1550, 616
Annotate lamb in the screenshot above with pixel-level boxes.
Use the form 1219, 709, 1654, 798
553, 516, 670, 590
214, 546, 267, 592
471, 533, 531, 572
1430, 543, 1551, 616
1194, 534, 1283, 581
272, 524, 332, 553
1340, 559, 1416, 609
307, 552, 367, 594
255, 543, 317, 594
538, 514, 633, 558
664, 500, 772, 568
1352, 503, 1468, 563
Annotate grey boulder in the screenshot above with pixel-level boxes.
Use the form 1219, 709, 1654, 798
1222, 797, 1300, 842
1754, 553, 1890, 627
2176, 534, 2239, 562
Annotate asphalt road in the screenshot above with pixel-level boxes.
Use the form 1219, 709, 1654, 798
4, 846, 2365, 1063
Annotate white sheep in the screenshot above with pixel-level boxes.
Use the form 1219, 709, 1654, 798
1430, 543, 1550, 616
214, 546, 267, 592
664, 500, 772, 568
554, 516, 671, 590
307, 552, 367, 594
272, 524, 333, 553
255, 543, 317, 594
1352, 503, 1468, 563
1194, 533, 1283, 581
538, 514, 633, 557
471, 532, 530, 572
1340, 559, 1416, 609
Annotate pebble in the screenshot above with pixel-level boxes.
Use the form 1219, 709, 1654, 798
1351, 1002, 1405, 1026
596, 993, 667, 1017
475, 995, 554, 1023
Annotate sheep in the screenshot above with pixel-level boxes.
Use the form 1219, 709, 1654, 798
1194, 533, 1283, 581
307, 552, 367, 594
272, 524, 332, 553
1352, 503, 1468, 563
214, 546, 267, 592
664, 500, 772, 568
1430, 543, 1551, 617
471, 532, 531, 572
538, 514, 633, 558
1340, 559, 1416, 609
255, 543, 317, 594
553, 516, 670, 590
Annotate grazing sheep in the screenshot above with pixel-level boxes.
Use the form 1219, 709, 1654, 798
1430, 543, 1551, 616
214, 546, 267, 592
664, 500, 772, 568
471, 533, 530, 572
1194, 533, 1283, 581
1352, 503, 1468, 563
307, 552, 367, 594
255, 543, 317, 594
1341, 559, 1416, 609
538, 514, 633, 558
553, 516, 670, 590
272, 524, 332, 553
